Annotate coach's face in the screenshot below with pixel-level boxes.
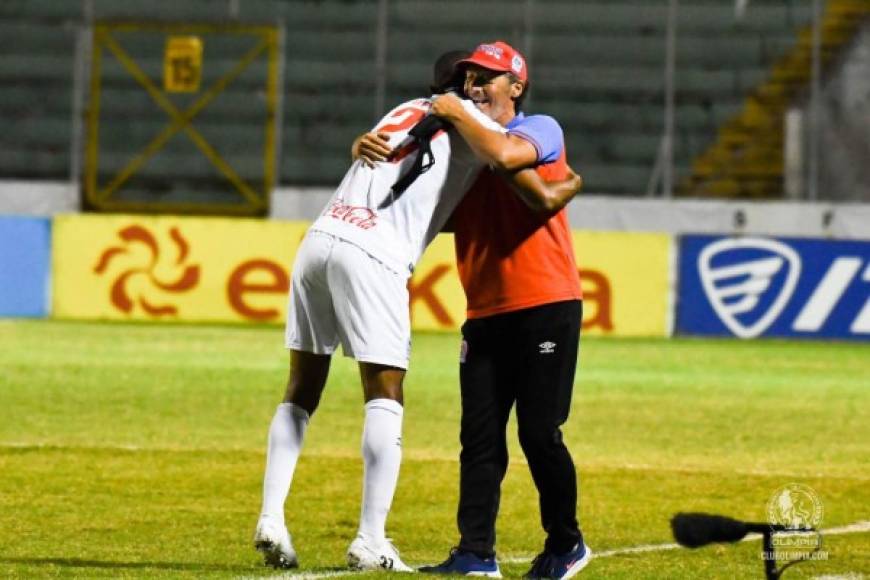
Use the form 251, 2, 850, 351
463, 64, 524, 126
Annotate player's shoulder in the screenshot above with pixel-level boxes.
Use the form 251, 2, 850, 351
382, 97, 431, 117
404, 97, 433, 110
512, 113, 563, 136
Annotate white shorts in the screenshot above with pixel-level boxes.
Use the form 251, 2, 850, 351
285, 231, 411, 369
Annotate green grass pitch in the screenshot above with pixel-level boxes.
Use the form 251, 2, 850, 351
1, 319, 868, 578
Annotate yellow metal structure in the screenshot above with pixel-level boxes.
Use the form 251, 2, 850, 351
85, 22, 281, 215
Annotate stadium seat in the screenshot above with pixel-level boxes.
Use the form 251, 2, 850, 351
0, 0, 81, 21
0, 0, 818, 197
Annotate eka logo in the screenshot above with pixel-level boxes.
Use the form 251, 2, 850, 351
93, 225, 200, 316
698, 238, 801, 338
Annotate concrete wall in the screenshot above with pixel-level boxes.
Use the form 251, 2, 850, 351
2, 180, 869, 239
270, 186, 870, 239
0, 181, 79, 216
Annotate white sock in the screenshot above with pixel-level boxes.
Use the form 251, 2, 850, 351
357, 398, 404, 543
260, 402, 310, 523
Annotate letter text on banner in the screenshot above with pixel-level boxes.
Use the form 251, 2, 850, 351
409, 234, 466, 331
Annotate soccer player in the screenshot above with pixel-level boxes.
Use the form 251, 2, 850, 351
420, 42, 593, 579
253, 51, 583, 573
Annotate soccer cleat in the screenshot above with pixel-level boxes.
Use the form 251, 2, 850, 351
253, 518, 298, 569
347, 536, 414, 572
524, 543, 591, 579
419, 548, 502, 577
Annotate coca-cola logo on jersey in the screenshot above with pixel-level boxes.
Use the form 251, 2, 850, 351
324, 199, 378, 230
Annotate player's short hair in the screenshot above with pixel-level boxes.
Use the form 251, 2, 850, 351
430, 50, 471, 94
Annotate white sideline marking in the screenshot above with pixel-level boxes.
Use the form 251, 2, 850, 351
241, 521, 870, 579
502, 520, 870, 563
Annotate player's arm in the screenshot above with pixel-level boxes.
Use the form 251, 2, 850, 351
504, 166, 583, 216
430, 93, 538, 172
351, 131, 392, 167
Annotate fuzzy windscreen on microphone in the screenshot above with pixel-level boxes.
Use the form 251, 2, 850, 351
671, 513, 750, 548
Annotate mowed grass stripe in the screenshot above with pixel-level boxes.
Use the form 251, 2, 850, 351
4, 442, 870, 482
2, 447, 869, 578
1, 320, 868, 578
2, 324, 867, 477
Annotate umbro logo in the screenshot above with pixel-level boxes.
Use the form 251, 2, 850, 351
379, 556, 394, 569
539, 341, 556, 354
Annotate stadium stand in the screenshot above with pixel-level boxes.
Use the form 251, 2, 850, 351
0, 0, 840, 198
683, 0, 870, 197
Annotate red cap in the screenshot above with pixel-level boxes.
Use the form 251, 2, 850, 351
459, 41, 527, 82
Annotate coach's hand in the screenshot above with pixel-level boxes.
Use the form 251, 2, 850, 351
430, 93, 465, 122
352, 131, 392, 167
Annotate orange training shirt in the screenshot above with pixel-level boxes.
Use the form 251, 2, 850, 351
452, 146, 582, 319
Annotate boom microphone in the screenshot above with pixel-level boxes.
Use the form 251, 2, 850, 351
671, 513, 792, 548
672, 512, 822, 580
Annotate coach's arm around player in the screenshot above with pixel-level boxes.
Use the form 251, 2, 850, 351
352, 129, 582, 217
429, 92, 539, 172
502, 164, 582, 216
430, 92, 582, 215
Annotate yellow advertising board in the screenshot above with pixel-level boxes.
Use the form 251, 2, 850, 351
53, 214, 307, 323
410, 230, 672, 336
52, 215, 671, 336
571, 231, 672, 336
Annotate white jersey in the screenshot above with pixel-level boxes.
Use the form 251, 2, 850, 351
309, 96, 504, 274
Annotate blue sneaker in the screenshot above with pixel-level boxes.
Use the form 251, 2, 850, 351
524, 543, 592, 579
419, 548, 502, 577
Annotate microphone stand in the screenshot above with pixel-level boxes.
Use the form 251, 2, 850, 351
670, 513, 822, 580
763, 530, 778, 580
762, 528, 822, 580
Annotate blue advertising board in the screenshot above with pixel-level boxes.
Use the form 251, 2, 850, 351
0, 216, 51, 317
677, 235, 870, 340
